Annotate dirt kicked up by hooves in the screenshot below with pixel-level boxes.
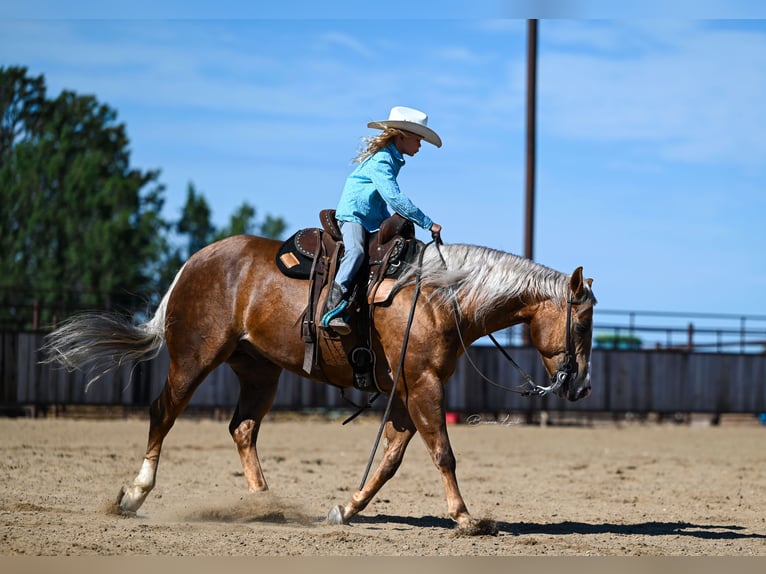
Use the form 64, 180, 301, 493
328, 504, 498, 536
454, 518, 499, 537
104, 487, 136, 517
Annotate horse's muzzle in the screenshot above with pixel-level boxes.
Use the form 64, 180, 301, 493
568, 381, 591, 402
564, 373, 591, 402
555, 365, 591, 402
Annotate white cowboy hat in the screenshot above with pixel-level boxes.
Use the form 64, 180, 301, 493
367, 106, 442, 148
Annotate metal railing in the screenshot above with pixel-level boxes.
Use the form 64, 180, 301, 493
594, 309, 766, 353
490, 309, 766, 354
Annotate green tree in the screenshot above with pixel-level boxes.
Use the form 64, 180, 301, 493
177, 182, 214, 257
168, 186, 289, 279
176, 185, 287, 260
0, 66, 167, 327
216, 202, 256, 238
0, 66, 45, 163
1, 66, 287, 329
260, 214, 287, 240
212, 201, 286, 243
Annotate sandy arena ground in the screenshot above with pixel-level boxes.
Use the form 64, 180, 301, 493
1, 410, 764, 556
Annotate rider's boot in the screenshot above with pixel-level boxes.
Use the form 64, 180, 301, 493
320, 282, 351, 335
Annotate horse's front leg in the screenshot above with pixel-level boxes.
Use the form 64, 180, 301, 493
403, 376, 480, 530
328, 394, 416, 525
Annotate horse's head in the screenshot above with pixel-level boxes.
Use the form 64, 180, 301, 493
528, 266, 596, 402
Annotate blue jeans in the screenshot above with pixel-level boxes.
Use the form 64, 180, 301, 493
334, 221, 367, 295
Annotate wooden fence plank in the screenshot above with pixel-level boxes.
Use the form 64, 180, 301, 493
3, 332, 765, 414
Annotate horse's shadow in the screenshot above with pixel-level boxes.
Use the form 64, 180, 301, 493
353, 514, 766, 541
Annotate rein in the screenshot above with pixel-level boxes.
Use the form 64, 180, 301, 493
357, 232, 439, 491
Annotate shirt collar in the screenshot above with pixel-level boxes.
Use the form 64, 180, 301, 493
386, 143, 405, 165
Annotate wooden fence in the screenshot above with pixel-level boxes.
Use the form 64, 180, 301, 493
1, 332, 765, 415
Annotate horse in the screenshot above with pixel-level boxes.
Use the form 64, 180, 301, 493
42, 232, 596, 533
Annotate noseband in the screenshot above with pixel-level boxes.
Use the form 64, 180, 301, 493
537, 295, 581, 396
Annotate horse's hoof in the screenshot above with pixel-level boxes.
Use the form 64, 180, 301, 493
112, 486, 136, 516
116, 485, 145, 515
454, 517, 498, 537
327, 505, 348, 525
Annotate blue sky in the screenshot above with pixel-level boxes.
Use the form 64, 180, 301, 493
2, 2, 766, 336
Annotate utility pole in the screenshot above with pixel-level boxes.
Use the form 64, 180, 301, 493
524, 18, 538, 263
522, 19, 538, 348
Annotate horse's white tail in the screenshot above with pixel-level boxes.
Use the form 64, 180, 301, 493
40, 265, 184, 389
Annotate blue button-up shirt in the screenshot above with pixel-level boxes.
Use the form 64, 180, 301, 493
335, 144, 433, 232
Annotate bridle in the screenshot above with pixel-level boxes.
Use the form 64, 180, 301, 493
455, 290, 586, 398
420, 238, 588, 398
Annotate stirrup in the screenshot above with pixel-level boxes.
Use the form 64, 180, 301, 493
328, 316, 351, 336
321, 300, 349, 328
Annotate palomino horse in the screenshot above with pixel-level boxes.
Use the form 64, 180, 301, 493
43, 233, 596, 533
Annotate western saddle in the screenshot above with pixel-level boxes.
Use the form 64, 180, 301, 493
275, 209, 422, 388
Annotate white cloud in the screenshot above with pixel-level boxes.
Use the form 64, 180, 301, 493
538, 21, 766, 167
317, 32, 375, 59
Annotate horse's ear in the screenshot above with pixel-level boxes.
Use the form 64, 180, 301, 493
570, 266, 584, 299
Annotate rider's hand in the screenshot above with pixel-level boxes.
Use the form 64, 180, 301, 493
429, 222, 443, 244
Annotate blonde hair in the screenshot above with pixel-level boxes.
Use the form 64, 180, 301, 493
352, 128, 406, 163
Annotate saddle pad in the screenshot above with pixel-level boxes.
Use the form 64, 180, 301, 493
276, 228, 321, 279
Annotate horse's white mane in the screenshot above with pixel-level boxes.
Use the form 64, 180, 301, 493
395, 243, 579, 323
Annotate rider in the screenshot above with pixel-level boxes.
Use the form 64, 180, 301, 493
320, 106, 443, 335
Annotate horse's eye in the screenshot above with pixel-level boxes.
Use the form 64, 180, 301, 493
574, 322, 590, 336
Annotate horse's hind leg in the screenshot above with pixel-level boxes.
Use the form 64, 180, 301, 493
227, 352, 281, 492
118, 360, 219, 513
